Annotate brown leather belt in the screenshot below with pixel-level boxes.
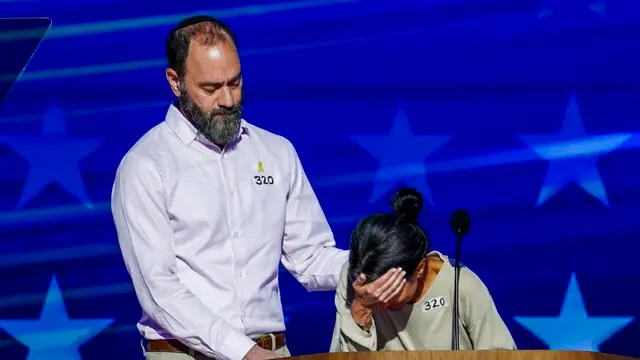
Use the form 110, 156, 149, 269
146, 332, 286, 359
253, 332, 286, 351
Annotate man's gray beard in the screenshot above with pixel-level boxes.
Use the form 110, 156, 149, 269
179, 87, 243, 147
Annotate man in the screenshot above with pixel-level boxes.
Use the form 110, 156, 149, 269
111, 15, 349, 360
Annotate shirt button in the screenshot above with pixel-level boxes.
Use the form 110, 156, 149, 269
232, 232, 239, 238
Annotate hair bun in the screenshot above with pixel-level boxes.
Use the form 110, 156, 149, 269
391, 188, 423, 224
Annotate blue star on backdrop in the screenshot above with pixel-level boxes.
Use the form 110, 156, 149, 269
2, 1, 640, 358
520, 93, 630, 207
0, 276, 114, 360
588, 1, 607, 16
350, 102, 451, 205
514, 273, 634, 351
0, 105, 102, 208
538, 0, 606, 18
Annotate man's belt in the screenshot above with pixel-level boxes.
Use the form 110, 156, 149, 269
253, 332, 286, 351
146, 332, 286, 359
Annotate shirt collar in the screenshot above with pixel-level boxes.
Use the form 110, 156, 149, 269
427, 250, 448, 263
165, 103, 249, 146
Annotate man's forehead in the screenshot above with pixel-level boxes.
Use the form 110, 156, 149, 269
188, 63, 242, 85
183, 39, 240, 81
206, 47, 222, 59
196, 71, 242, 86
188, 40, 237, 62
187, 44, 238, 66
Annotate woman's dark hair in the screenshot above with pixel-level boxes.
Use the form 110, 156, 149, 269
348, 188, 429, 282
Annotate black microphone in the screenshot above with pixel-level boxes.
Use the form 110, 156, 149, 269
450, 209, 470, 351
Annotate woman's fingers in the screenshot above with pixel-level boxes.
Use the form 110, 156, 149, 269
352, 273, 367, 288
379, 270, 406, 302
353, 268, 408, 306
386, 278, 407, 302
370, 268, 397, 297
372, 268, 404, 300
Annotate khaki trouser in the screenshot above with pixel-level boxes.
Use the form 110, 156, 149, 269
144, 345, 291, 360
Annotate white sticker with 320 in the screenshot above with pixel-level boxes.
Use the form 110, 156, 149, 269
424, 296, 447, 311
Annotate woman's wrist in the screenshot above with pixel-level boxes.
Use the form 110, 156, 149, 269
351, 298, 374, 328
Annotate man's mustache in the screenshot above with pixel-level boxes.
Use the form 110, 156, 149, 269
211, 104, 242, 116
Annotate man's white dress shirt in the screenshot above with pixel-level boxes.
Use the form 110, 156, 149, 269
111, 104, 348, 360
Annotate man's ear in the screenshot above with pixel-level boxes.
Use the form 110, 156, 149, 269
165, 68, 181, 97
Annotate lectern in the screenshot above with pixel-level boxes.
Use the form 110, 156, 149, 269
286, 351, 637, 360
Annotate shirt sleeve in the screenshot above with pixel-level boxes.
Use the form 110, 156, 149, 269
280, 139, 349, 291
111, 154, 256, 360
330, 262, 378, 352
460, 268, 517, 350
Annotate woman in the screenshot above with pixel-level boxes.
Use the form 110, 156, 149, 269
329, 188, 516, 352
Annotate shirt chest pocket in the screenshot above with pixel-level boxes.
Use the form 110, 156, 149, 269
168, 179, 227, 231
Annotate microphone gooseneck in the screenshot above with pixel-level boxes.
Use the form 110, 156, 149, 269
450, 209, 470, 351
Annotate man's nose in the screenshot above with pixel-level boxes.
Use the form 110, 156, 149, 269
218, 86, 234, 108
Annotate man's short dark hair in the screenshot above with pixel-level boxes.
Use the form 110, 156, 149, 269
166, 15, 238, 77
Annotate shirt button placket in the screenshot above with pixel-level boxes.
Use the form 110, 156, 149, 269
222, 153, 247, 328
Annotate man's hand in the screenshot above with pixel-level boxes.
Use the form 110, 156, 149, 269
243, 345, 284, 360
352, 267, 406, 309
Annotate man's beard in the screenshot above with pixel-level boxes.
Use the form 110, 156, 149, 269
178, 85, 243, 147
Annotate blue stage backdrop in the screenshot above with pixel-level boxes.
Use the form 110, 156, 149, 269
0, 0, 639, 359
